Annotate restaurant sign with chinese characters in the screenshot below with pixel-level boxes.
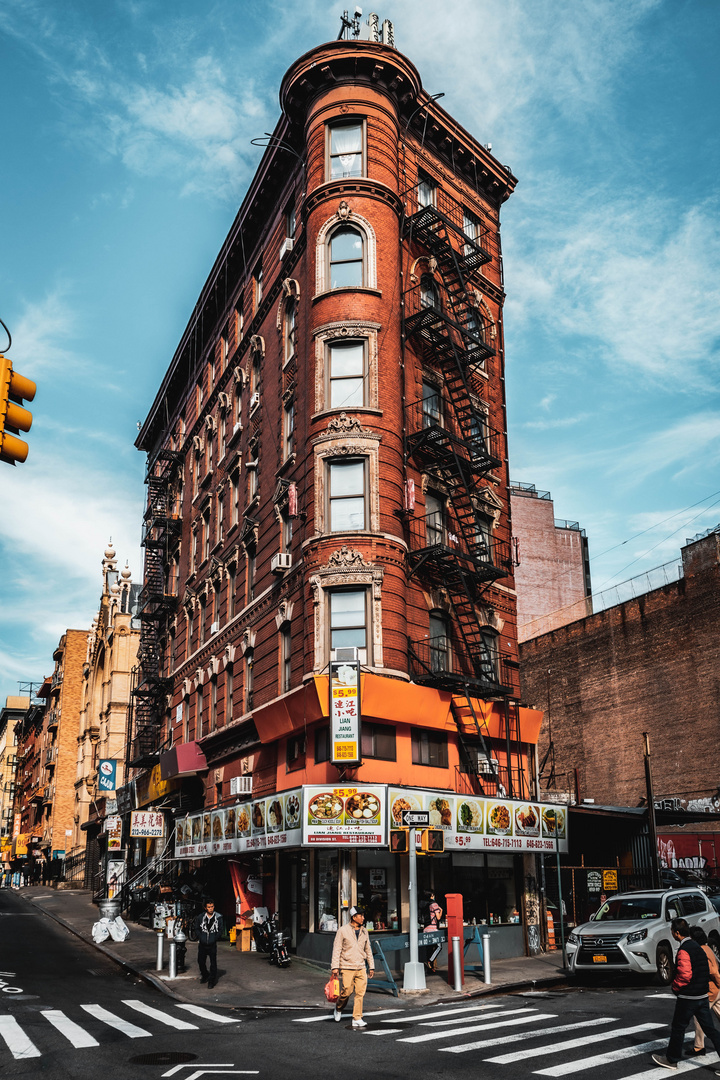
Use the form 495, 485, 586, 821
130, 810, 165, 839
303, 785, 386, 846
174, 788, 302, 859
330, 657, 361, 765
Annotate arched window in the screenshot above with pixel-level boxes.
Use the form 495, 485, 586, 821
329, 226, 364, 289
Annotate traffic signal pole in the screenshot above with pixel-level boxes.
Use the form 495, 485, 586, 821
402, 826, 426, 991
0, 353, 36, 466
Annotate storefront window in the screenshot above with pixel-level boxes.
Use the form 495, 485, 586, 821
315, 851, 339, 932
357, 851, 398, 931
450, 852, 522, 925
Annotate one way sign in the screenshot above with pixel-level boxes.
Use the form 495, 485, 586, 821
401, 810, 429, 827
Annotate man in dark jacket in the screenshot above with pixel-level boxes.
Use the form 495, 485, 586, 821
193, 899, 225, 989
652, 917, 720, 1070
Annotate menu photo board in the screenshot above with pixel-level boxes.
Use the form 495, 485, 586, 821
388, 787, 569, 854
303, 784, 386, 846
174, 789, 303, 859
330, 657, 361, 765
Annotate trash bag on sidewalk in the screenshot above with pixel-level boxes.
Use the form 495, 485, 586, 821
107, 916, 130, 942
92, 919, 110, 943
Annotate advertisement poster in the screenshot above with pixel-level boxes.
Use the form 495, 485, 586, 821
175, 789, 302, 859
388, 788, 569, 854
105, 815, 123, 851
97, 759, 117, 793
330, 658, 361, 765
303, 785, 386, 846
106, 859, 126, 899
130, 810, 165, 839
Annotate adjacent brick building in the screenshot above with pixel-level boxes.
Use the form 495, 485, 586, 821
126, 21, 548, 960
510, 482, 592, 642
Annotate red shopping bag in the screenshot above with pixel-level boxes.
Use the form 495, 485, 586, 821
324, 977, 340, 1003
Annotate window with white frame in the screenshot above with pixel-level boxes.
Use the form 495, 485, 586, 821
225, 666, 234, 724
245, 651, 254, 711
209, 677, 217, 732
463, 208, 482, 253
196, 685, 204, 739
328, 121, 364, 180
329, 589, 367, 652
202, 508, 211, 563
254, 263, 263, 311
217, 492, 224, 546
283, 399, 295, 460
479, 628, 499, 681
280, 625, 292, 694
420, 273, 440, 310
422, 380, 442, 428
227, 563, 236, 619
230, 469, 240, 527
429, 612, 450, 673
328, 459, 366, 531
199, 593, 207, 645
329, 340, 365, 409
417, 173, 437, 208
425, 492, 445, 548
219, 414, 226, 460
284, 301, 297, 365
286, 200, 296, 238
329, 226, 364, 289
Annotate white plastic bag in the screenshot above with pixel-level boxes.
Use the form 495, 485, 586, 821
108, 916, 129, 942
92, 919, 110, 943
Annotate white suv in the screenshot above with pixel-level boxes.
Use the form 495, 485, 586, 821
566, 888, 720, 984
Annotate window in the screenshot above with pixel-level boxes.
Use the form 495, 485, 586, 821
230, 469, 240, 528
182, 698, 190, 742
196, 685, 204, 739
286, 201, 296, 239
199, 594, 207, 645
228, 564, 236, 620
217, 492, 224, 546
463, 208, 482, 253
329, 459, 365, 531
212, 579, 221, 625
329, 226, 364, 289
192, 448, 200, 497
251, 356, 261, 395
206, 427, 214, 473
254, 263, 263, 311
474, 512, 493, 561
245, 653, 254, 711
283, 400, 295, 460
411, 728, 448, 768
429, 613, 450, 673
233, 384, 242, 431
469, 409, 489, 457
209, 678, 217, 732
202, 508, 211, 562
479, 629, 499, 681
422, 380, 442, 428
225, 667, 234, 724
329, 340, 365, 409
282, 508, 293, 552
417, 173, 436, 208
187, 608, 195, 654
219, 414, 226, 460
425, 492, 445, 548
361, 722, 396, 761
420, 274, 440, 310
286, 733, 306, 772
330, 589, 367, 650
284, 301, 297, 364
247, 548, 256, 602
248, 461, 258, 503
280, 625, 292, 694
328, 121, 364, 179
315, 725, 331, 764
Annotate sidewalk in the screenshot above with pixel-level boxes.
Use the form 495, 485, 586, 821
21, 886, 566, 1011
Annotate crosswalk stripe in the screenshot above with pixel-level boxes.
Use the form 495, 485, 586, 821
123, 1000, 198, 1031
384, 1002, 507, 1024
80, 1004, 151, 1038
398, 1011, 558, 1044
421, 1006, 540, 1027
41, 1010, 99, 1048
365, 1029, 403, 1035
293, 1014, 336, 1023
486, 1022, 665, 1064
0, 1015, 40, 1059
601, 1042, 714, 1080
440, 1016, 618, 1054
534, 1035, 697, 1076
175, 1004, 240, 1024
294, 1007, 403, 1024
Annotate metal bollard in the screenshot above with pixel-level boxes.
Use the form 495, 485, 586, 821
168, 938, 177, 979
155, 930, 164, 972
451, 936, 463, 992
482, 932, 491, 984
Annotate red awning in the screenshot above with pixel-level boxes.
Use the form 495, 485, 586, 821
159, 741, 208, 780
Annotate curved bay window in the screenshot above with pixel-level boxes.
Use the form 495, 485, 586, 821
328, 459, 366, 531
329, 589, 367, 653
329, 226, 364, 289
328, 121, 364, 180
329, 340, 365, 409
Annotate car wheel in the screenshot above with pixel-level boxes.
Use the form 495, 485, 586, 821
656, 944, 674, 985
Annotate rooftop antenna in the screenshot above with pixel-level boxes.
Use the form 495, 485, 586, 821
338, 7, 363, 39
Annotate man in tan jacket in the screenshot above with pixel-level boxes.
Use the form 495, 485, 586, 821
331, 907, 374, 1027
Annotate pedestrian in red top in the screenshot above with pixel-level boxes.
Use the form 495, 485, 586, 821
652, 917, 720, 1071
688, 926, 720, 1055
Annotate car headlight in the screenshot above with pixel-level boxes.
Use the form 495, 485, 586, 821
567, 932, 580, 946
626, 928, 648, 944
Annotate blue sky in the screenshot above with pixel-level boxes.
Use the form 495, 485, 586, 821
1, 0, 719, 701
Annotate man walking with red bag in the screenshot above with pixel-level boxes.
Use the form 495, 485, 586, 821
331, 907, 374, 1028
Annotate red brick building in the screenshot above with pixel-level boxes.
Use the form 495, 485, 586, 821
129, 26, 548, 961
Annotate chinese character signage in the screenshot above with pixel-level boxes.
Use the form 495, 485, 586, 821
388, 788, 569, 854
98, 759, 117, 792
302, 785, 386, 846
174, 790, 302, 859
105, 815, 122, 850
330, 659, 361, 765
130, 810, 165, 838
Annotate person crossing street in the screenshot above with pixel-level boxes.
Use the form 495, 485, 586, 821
331, 907, 374, 1028
193, 898, 224, 990
652, 917, 720, 1071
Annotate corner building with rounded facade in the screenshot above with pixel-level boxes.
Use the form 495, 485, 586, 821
131, 30, 547, 964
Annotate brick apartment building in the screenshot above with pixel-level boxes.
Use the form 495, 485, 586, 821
125, 22, 554, 961
0, 697, 23, 852
510, 482, 592, 642
520, 527, 720, 874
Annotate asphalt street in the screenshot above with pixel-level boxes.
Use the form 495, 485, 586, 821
1, 889, 718, 1080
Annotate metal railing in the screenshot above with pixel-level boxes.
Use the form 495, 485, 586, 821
408, 636, 519, 697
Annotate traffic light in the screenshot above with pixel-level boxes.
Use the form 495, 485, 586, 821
421, 828, 445, 853
390, 829, 408, 853
0, 355, 36, 465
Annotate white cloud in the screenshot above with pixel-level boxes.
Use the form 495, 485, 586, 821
9, 289, 82, 377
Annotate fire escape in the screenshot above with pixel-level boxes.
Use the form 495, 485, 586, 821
402, 183, 522, 797
126, 445, 182, 770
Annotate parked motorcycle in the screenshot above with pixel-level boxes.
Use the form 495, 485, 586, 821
253, 911, 290, 966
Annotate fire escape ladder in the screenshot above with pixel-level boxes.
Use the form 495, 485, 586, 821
451, 691, 501, 792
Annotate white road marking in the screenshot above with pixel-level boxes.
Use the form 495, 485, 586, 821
175, 1004, 240, 1023
399, 1012, 558, 1044
486, 1022, 665, 1064
293, 1014, 336, 1022
534, 1034, 698, 1076
646, 993, 675, 999
421, 1006, 539, 1027
604, 1042, 715, 1080
365, 1028, 403, 1035
383, 1002, 507, 1024
293, 1007, 402, 1024
80, 1004, 151, 1038
441, 1016, 618, 1053
42, 1010, 99, 1048
0, 1015, 41, 1059
162, 1066, 235, 1077
123, 1000, 198, 1030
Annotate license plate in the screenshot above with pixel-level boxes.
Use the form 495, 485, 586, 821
592, 954, 608, 963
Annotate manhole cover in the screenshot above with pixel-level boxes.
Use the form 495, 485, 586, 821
130, 1052, 197, 1066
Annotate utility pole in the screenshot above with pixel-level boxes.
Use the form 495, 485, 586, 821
643, 733, 661, 888
403, 827, 426, 991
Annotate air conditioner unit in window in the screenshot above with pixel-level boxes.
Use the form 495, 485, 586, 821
330, 647, 367, 664
250, 391, 260, 411
465, 747, 499, 774
230, 775, 252, 796
279, 237, 294, 259
210, 621, 220, 635
271, 551, 292, 573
